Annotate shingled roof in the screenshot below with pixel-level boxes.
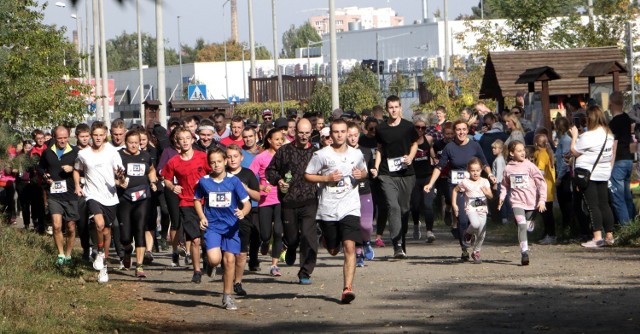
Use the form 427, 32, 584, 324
479, 47, 630, 99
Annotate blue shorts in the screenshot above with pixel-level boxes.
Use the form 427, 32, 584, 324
203, 228, 241, 254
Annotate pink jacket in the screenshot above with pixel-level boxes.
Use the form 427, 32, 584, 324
499, 159, 547, 210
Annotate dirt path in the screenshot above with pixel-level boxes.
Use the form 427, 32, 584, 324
110, 226, 640, 334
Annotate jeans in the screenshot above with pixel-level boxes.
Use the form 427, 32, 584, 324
609, 160, 635, 225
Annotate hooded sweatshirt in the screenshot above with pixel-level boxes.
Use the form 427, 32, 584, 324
499, 159, 547, 210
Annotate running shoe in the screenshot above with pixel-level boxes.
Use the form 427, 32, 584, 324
260, 241, 270, 256
581, 239, 605, 249
191, 271, 202, 284
64, 256, 72, 265
118, 259, 126, 270
471, 251, 481, 264
521, 251, 530, 266
363, 241, 375, 260
538, 235, 557, 245
605, 237, 616, 246
184, 253, 192, 266
270, 265, 281, 277
279, 250, 286, 263
178, 244, 187, 257
159, 238, 168, 251
356, 253, 365, 267
374, 238, 385, 247
93, 251, 105, 271
135, 266, 147, 278
285, 247, 296, 266
233, 282, 247, 296
56, 254, 65, 267
341, 287, 355, 304
527, 220, 535, 232
463, 231, 474, 245
45, 226, 53, 235
413, 223, 421, 240
171, 252, 180, 267
205, 261, 216, 278
143, 251, 154, 265
122, 254, 132, 270
222, 295, 238, 311
426, 231, 436, 243
98, 267, 109, 283
461, 249, 470, 262
393, 246, 407, 259
299, 277, 312, 285
249, 263, 260, 272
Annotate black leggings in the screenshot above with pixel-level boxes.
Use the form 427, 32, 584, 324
556, 174, 573, 233
117, 198, 150, 251
541, 201, 555, 237
582, 181, 614, 234
371, 179, 388, 235
259, 204, 283, 259
410, 177, 436, 231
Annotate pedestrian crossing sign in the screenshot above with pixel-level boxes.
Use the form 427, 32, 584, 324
188, 84, 207, 100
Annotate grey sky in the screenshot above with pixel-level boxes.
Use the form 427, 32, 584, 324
41, 0, 472, 53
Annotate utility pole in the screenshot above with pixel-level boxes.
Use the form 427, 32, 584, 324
137, 0, 145, 125
99, 0, 110, 124
92, 0, 102, 120
329, 0, 339, 111
156, 0, 167, 127
271, 0, 284, 116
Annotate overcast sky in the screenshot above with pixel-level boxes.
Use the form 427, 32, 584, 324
40, 0, 472, 52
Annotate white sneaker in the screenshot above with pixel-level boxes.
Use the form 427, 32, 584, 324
98, 267, 109, 284
426, 231, 436, 243
527, 221, 535, 232
45, 226, 53, 235
93, 251, 105, 271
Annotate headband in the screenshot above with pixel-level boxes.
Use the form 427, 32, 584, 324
197, 125, 215, 133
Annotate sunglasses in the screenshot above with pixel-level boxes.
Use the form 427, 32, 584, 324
415, 126, 427, 130
263, 117, 272, 120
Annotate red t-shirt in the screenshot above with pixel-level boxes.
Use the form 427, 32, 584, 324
220, 136, 244, 147
161, 150, 211, 207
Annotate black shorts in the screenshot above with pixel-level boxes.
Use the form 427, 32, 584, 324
179, 206, 201, 241
47, 196, 80, 222
319, 215, 362, 250
86, 199, 117, 228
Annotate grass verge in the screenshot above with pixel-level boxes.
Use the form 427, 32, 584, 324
0, 225, 149, 333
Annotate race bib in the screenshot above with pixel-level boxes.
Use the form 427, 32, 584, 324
327, 176, 352, 194
450, 170, 468, 185
509, 174, 529, 189
127, 163, 146, 177
387, 157, 407, 172
50, 181, 67, 194
470, 196, 487, 207
209, 191, 231, 208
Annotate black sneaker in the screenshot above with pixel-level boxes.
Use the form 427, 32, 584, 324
461, 249, 470, 262
143, 251, 154, 265
171, 252, 180, 267
521, 251, 530, 266
285, 247, 296, 266
393, 246, 407, 259
249, 263, 261, 272
191, 271, 202, 283
233, 282, 247, 296
205, 261, 215, 278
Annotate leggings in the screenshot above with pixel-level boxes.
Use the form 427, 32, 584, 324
259, 204, 283, 259
117, 198, 150, 251
359, 193, 373, 242
410, 177, 436, 231
513, 207, 536, 253
452, 183, 470, 250
465, 208, 487, 252
582, 181, 614, 234
150, 189, 170, 237
541, 201, 555, 237
556, 174, 573, 234
371, 179, 388, 235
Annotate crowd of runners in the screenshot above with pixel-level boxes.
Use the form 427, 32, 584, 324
2, 92, 638, 310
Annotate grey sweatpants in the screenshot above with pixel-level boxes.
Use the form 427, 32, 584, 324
378, 174, 415, 249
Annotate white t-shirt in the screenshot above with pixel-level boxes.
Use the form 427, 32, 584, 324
305, 146, 366, 221
574, 127, 614, 181
75, 144, 123, 206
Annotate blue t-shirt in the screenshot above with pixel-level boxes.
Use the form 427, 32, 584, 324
241, 149, 257, 169
194, 174, 249, 234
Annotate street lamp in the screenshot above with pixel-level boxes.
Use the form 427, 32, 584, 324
376, 31, 413, 94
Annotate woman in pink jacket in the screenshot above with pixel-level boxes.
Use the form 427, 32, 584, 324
499, 140, 547, 266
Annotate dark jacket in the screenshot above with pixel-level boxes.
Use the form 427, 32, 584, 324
266, 142, 317, 208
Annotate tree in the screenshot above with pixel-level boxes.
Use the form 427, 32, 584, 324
181, 38, 207, 64
281, 22, 321, 59
0, 0, 91, 130
196, 40, 271, 62
106, 32, 179, 71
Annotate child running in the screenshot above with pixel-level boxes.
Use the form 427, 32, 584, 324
452, 157, 492, 264
498, 140, 547, 266
194, 148, 250, 311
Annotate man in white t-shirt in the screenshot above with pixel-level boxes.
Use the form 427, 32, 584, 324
305, 119, 367, 304
74, 121, 124, 283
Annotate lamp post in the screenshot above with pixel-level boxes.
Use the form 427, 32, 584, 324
241, 45, 248, 100
177, 15, 184, 100
376, 31, 413, 95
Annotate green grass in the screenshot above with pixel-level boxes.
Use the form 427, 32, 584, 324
0, 225, 148, 333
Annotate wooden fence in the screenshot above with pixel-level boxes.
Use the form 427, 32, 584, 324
249, 75, 318, 102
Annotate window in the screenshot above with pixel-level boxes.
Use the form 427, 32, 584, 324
336, 20, 343, 25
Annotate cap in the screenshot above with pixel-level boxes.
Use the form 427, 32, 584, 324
331, 108, 343, 120
303, 111, 318, 118
286, 108, 298, 118
340, 110, 358, 119
262, 109, 273, 117
320, 127, 330, 137
273, 117, 288, 129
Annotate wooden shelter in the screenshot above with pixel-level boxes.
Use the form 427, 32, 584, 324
578, 60, 628, 92
168, 100, 231, 120
480, 46, 630, 107
515, 66, 561, 133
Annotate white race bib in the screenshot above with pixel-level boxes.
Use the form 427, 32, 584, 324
127, 163, 146, 177
208, 191, 231, 208
50, 181, 68, 194
450, 170, 468, 185
509, 174, 529, 189
387, 157, 407, 172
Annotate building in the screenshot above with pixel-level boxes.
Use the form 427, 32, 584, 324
309, 7, 404, 35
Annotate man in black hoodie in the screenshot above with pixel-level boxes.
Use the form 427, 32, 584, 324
266, 118, 318, 284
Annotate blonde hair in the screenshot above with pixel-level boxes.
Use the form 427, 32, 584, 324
491, 139, 504, 149
502, 112, 524, 133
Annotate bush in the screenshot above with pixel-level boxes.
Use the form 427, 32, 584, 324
234, 101, 301, 120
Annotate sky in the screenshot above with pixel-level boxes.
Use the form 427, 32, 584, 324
40, 0, 473, 53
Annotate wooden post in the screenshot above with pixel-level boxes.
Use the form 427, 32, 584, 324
541, 80, 551, 134
612, 71, 620, 92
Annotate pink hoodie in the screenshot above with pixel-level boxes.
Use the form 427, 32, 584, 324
499, 159, 547, 210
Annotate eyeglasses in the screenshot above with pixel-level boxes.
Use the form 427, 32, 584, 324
415, 126, 427, 130
322, 136, 331, 140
